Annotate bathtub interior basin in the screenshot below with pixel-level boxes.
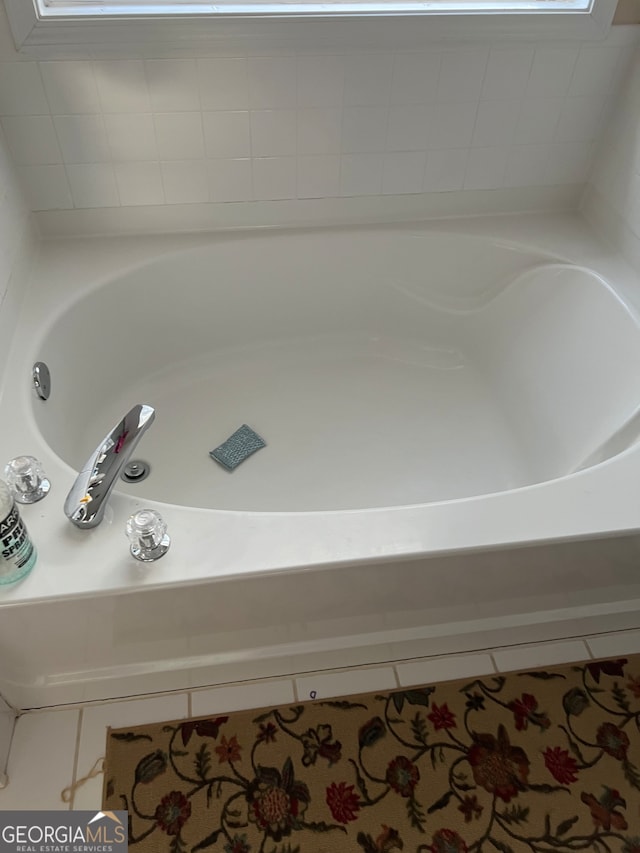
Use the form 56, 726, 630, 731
32, 228, 640, 513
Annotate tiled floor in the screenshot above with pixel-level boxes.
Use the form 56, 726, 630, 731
1, 630, 639, 811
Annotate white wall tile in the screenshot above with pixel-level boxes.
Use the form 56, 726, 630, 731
66, 163, 119, 207
296, 666, 396, 701
94, 60, 151, 113
145, 59, 200, 112
627, 173, 640, 237
342, 106, 388, 152
207, 157, 253, 201
203, 110, 250, 158
481, 49, 534, 101
1, 115, 62, 165
16, 164, 73, 211
555, 95, 605, 142
504, 143, 550, 187
526, 47, 579, 98
464, 145, 508, 189
340, 152, 383, 196
423, 147, 468, 191
104, 112, 157, 161
161, 160, 208, 204
545, 140, 593, 184
569, 46, 625, 96
472, 99, 519, 147
297, 154, 340, 198
53, 115, 110, 164
250, 110, 297, 157
297, 55, 344, 107
0, 710, 79, 810
253, 156, 296, 199
40, 62, 100, 115
0, 125, 30, 347
0, 62, 49, 116
437, 49, 488, 103
430, 101, 477, 149
297, 108, 342, 154
386, 104, 431, 151
585, 43, 640, 251
344, 54, 394, 106
248, 57, 297, 108
514, 97, 563, 145
154, 112, 205, 160
198, 58, 249, 111
0, 26, 627, 216
382, 150, 426, 194
114, 161, 164, 206
391, 53, 441, 105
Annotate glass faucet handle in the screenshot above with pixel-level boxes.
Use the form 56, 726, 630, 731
4, 456, 50, 503
126, 509, 170, 562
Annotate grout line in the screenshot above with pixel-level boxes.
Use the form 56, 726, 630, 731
392, 666, 401, 688
68, 708, 83, 812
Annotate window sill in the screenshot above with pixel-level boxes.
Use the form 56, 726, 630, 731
5, 0, 618, 54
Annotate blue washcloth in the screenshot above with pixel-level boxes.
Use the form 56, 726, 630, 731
210, 424, 266, 471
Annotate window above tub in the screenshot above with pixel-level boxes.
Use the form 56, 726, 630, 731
4, 0, 618, 52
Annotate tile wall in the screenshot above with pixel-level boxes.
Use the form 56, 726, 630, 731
583, 41, 640, 271
0, 123, 29, 306
0, 123, 28, 768
0, 5, 636, 216
0, 120, 35, 385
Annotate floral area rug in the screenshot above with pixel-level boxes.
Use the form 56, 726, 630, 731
103, 655, 640, 853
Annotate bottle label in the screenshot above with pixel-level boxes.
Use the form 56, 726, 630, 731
0, 502, 35, 573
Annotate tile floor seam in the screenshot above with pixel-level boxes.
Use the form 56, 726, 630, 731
68, 707, 83, 812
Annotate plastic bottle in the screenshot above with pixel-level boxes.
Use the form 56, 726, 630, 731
0, 479, 37, 585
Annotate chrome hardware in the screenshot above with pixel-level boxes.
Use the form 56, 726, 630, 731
4, 456, 50, 504
126, 509, 170, 562
32, 362, 51, 401
64, 404, 155, 529
121, 460, 151, 483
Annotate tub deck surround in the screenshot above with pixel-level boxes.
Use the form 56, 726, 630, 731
1, 211, 640, 706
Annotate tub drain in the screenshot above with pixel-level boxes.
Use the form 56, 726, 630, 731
121, 460, 151, 483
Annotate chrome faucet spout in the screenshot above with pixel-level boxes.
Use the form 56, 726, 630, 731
64, 404, 155, 529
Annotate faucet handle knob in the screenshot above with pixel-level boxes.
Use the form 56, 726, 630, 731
4, 456, 50, 503
126, 509, 170, 562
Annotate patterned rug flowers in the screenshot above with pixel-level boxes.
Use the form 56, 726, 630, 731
104, 656, 640, 853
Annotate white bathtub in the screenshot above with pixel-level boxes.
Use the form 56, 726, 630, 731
2, 212, 640, 709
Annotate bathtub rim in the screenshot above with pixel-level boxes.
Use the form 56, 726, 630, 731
1, 211, 640, 607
